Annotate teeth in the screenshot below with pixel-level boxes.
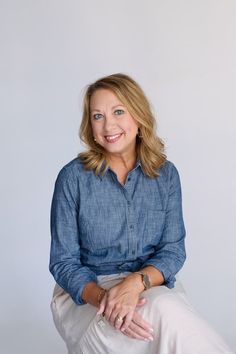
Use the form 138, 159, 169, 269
105, 134, 121, 141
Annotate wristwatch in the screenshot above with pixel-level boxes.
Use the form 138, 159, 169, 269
134, 271, 151, 290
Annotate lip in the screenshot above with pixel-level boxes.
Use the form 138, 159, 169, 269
104, 133, 123, 143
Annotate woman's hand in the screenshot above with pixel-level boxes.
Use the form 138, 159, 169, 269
97, 274, 154, 340
121, 310, 154, 342
97, 278, 139, 327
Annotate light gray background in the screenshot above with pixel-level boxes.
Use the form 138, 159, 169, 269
1, 1, 236, 353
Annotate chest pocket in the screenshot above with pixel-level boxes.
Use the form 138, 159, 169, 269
144, 210, 166, 246
78, 207, 124, 251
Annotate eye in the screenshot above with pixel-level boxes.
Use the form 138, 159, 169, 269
93, 113, 103, 120
114, 109, 125, 116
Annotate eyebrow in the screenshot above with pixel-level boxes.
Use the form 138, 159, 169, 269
112, 104, 125, 109
90, 104, 125, 113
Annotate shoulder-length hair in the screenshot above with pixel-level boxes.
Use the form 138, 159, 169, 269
79, 73, 166, 177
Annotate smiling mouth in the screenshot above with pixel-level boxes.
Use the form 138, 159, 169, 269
104, 133, 123, 143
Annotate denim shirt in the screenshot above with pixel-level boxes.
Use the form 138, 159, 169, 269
49, 157, 186, 305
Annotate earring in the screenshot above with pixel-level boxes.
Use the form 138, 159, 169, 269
93, 137, 97, 142
137, 128, 142, 138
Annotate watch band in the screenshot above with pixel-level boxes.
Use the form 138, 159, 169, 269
134, 271, 151, 290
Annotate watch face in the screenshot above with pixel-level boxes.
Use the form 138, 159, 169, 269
143, 273, 151, 289
134, 271, 151, 290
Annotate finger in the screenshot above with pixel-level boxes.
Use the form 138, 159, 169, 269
132, 311, 154, 333
96, 293, 107, 315
120, 309, 134, 331
110, 308, 128, 329
122, 327, 145, 340
122, 326, 153, 342
114, 314, 125, 330
103, 300, 115, 323
109, 310, 121, 328
109, 306, 121, 328
136, 297, 147, 307
128, 320, 154, 341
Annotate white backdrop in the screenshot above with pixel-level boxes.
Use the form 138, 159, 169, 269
1, 1, 236, 353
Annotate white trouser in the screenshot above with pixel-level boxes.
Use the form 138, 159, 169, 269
51, 273, 234, 354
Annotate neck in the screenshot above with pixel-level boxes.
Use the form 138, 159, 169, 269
106, 152, 137, 172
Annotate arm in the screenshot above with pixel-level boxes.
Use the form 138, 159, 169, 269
141, 162, 186, 287
49, 166, 99, 305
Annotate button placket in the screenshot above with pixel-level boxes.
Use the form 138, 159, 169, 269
122, 172, 138, 258
125, 198, 137, 257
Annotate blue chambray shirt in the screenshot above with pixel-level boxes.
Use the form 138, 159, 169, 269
49, 157, 186, 305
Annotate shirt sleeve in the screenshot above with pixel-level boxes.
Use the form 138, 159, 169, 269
49, 166, 97, 305
142, 162, 186, 288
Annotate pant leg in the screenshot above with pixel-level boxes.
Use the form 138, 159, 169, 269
137, 282, 233, 354
50, 283, 97, 354
51, 276, 234, 354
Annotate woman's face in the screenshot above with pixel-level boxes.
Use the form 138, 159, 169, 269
90, 89, 139, 158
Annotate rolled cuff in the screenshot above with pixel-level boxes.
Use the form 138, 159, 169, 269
50, 264, 98, 306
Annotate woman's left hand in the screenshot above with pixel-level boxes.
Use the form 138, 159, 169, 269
97, 274, 144, 330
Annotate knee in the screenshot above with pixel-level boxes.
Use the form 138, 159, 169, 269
153, 293, 191, 322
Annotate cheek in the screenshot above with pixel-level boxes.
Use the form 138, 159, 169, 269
91, 122, 102, 136
127, 115, 138, 129
124, 120, 138, 134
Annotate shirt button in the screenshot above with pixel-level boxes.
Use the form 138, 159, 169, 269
127, 177, 131, 182
129, 225, 134, 230
127, 201, 131, 206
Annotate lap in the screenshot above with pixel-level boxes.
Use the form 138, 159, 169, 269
51, 273, 233, 354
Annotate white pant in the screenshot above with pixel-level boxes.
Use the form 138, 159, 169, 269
51, 273, 233, 354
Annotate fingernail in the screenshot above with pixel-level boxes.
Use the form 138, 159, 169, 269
148, 328, 154, 333
144, 336, 153, 342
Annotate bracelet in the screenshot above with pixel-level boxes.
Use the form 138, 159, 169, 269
97, 288, 106, 305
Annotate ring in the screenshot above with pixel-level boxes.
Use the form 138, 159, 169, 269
116, 315, 123, 322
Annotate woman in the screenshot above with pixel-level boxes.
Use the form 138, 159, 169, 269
50, 73, 233, 354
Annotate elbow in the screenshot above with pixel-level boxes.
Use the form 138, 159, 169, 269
49, 258, 64, 283
177, 248, 186, 272
49, 260, 58, 281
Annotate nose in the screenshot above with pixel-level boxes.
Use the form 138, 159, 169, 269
104, 114, 116, 132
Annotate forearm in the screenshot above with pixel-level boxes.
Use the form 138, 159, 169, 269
75, 265, 164, 308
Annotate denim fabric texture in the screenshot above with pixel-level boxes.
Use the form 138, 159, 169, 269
49, 157, 186, 305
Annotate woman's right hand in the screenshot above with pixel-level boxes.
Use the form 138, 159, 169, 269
121, 299, 154, 342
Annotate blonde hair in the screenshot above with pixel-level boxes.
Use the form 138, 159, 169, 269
79, 73, 166, 177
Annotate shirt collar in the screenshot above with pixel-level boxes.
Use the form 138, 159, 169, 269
98, 158, 145, 180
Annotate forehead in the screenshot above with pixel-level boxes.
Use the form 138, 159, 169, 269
90, 89, 124, 110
